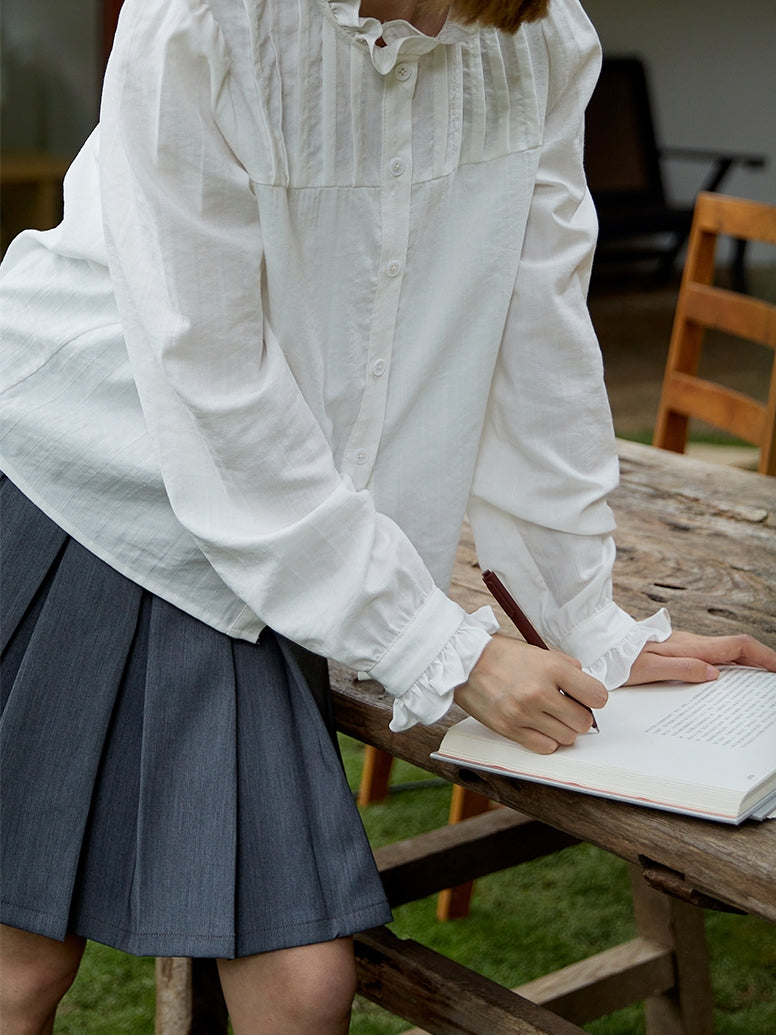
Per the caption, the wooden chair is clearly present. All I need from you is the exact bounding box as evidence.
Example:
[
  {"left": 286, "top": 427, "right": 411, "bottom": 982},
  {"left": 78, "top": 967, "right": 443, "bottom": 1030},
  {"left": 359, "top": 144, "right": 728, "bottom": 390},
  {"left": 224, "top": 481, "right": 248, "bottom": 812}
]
[
  {"left": 585, "top": 57, "right": 766, "bottom": 285},
  {"left": 653, "top": 192, "right": 776, "bottom": 476}
]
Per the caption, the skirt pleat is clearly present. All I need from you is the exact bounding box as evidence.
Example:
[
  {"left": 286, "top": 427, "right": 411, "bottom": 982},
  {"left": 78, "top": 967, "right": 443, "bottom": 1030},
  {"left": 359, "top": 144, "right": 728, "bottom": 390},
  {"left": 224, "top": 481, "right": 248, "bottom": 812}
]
[{"left": 0, "top": 476, "right": 391, "bottom": 957}]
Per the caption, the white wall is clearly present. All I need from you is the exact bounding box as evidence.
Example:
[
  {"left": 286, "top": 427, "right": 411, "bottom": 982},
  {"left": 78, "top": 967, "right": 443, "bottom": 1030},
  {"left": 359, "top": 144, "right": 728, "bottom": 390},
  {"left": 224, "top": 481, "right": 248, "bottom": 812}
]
[{"left": 583, "top": 0, "right": 776, "bottom": 266}]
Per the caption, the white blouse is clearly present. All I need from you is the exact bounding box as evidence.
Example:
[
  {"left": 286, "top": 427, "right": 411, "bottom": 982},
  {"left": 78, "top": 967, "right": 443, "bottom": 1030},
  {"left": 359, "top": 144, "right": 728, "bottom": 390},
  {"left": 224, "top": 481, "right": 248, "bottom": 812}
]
[{"left": 0, "top": 0, "right": 669, "bottom": 730}]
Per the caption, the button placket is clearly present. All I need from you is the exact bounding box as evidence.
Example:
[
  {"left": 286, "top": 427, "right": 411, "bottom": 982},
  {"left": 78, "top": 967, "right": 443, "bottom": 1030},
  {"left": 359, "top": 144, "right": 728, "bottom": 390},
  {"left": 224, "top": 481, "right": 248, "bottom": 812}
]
[{"left": 344, "top": 59, "right": 416, "bottom": 487}]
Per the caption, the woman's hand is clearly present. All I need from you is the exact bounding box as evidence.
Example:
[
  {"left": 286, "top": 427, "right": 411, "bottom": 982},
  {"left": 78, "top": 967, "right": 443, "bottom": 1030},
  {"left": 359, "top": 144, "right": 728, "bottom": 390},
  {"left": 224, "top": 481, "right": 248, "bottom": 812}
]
[
  {"left": 625, "top": 630, "right": 776, "bottom": 686},
  {"left": 454, "top": 635, "right": 608, "bottom": 755}
]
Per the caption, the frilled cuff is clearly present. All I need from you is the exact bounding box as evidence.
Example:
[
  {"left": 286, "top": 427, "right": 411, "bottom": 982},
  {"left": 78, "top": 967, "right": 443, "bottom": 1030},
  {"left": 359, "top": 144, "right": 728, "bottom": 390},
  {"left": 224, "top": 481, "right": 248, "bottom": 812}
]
[
  {"left": 388, "top": 606, "right": 499, "bottom": 732},
  {"left": 571, "top": 605, "right": 672, "bottom": 690}
]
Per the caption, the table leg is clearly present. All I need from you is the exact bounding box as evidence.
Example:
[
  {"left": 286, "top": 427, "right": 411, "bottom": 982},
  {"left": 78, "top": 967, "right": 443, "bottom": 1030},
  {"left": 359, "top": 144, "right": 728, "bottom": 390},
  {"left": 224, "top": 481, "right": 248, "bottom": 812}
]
[
  {"left": 357, "top": 745, "right": 395, "bottom": 805},
  {"left": 436, "top": 785, "right": 492, "bottom": 920},
  {"left": 629, "top": 864, "right": 714, "bottom": 1035},
  {"left": 155, "top": 958, "right": 192, "bottom": 1035},
  {"left": 155, "top": 958, "right": 228, "bottom": 1035}
]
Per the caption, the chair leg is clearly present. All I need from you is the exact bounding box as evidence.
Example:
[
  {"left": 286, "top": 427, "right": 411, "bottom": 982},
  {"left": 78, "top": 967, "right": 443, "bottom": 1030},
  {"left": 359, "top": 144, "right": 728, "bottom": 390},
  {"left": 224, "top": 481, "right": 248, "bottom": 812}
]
[{"left": 155, "top": 958, "right": 229, "bottom": 1035}]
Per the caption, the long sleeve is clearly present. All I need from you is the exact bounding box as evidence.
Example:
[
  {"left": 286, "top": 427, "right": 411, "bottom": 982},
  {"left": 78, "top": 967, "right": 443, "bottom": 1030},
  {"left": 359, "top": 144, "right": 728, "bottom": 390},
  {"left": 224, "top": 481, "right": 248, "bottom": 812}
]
[
  {"left": 468, "top": 2, "right": 670, "bottom": 689},
  {"left": 99, "top": 0, "right": 469, "bottom": 697},
  {"left": 2, "top": 0, "right": 658, "bottom": 725}
]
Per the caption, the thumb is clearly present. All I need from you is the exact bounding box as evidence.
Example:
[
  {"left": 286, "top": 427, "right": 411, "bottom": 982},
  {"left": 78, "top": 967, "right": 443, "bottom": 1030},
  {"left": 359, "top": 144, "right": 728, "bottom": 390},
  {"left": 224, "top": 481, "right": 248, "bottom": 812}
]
[{"left": 626, "top": 652, "right": 719, "bottom": 686}]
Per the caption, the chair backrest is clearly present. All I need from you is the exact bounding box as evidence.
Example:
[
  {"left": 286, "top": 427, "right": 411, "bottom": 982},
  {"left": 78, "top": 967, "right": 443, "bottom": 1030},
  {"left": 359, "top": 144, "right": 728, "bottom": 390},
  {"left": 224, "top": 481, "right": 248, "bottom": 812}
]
[
  {"left": 653, "top": 192, "right": 776, "bottom": 475},
  {"left": 584, "top": 56, "right": 666, "bottom": 209}
]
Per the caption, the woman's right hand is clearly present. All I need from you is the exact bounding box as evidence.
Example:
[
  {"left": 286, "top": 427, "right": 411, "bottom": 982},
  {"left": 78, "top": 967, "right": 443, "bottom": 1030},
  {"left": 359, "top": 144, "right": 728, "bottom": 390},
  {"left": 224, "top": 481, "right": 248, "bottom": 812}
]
[{"left": 453, "top": 635, "right": 608, "bottom": 754}]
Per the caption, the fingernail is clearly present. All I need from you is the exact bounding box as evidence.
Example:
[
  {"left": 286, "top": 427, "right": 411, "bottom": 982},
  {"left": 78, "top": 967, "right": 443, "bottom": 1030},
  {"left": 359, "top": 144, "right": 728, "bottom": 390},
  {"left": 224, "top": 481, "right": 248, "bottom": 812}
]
[{"left": 705, "top": 665, "right": 719, "bottom": 680}]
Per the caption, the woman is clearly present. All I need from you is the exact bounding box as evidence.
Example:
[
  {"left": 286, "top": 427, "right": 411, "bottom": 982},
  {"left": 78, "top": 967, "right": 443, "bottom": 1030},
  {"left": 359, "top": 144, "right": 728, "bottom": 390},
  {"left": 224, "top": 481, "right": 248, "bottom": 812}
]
[{"left": 2, "top": 1, "right": 774, "bottom": 1032}]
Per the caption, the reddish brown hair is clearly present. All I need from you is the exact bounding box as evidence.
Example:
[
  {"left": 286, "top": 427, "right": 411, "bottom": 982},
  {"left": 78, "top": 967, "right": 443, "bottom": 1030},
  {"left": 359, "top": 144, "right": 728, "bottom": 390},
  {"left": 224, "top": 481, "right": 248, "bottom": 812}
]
[{"left": 429, "top": 0, "right": 551, "bottom": 32}]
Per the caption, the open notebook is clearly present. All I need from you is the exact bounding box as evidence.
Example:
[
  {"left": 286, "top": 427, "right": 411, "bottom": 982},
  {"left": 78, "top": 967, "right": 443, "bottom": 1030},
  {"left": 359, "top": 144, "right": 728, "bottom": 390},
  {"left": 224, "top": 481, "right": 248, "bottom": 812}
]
[{"left": 432, "top": 666, "right": 776, "bottom": 825}]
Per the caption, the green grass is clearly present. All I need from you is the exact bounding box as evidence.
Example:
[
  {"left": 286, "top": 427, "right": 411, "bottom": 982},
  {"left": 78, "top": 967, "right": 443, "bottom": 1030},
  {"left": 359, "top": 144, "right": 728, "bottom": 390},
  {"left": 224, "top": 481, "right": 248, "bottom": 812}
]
[
  {"left": 620, "top": 428, "right": 757, "bottom": 447},
  {"left": 56, "top": 736, "right": 776, "bottom": 1033},
  {"left": 55, "top": 946, "right": 155, "bottom": 1033}
]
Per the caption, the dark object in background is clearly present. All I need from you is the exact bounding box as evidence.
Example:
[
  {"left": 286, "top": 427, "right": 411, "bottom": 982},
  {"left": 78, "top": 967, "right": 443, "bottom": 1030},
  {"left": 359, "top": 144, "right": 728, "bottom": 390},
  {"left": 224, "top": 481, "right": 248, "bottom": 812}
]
[{"left": 585, "top": 56, "right": 766, "bottom": 287}]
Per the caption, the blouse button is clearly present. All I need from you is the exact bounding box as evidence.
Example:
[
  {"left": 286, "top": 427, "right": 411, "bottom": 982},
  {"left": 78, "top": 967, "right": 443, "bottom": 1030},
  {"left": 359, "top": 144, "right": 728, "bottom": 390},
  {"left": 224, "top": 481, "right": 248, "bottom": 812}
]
[
  {"left": 372, "top": 359, "right": 386, "bottom": 377},
  {"left": 394, "top": 63, "right": 412, "bottom": 81},
  {"left": 389, "top": 156, "right": 406, "bottom": 177},
  {"left": 386, "top": 260, "right": 402, "bottom": 278},
  {"left": 354, "top": 449, "right": 369, "bottom": 465}
]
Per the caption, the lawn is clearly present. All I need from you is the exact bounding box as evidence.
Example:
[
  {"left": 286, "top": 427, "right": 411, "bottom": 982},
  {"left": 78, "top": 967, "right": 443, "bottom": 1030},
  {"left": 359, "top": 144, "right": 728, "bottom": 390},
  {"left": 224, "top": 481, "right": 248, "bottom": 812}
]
[{"left": 56, "top": 736, "right": 776, "bottom": 1034}]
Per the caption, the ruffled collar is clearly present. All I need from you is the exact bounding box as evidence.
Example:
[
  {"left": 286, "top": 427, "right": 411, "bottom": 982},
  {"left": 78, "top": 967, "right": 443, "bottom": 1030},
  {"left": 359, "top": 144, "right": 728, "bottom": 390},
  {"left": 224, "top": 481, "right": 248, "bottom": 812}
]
[{"left": 324, "top": 1, "right": 478, "bottom": 74}]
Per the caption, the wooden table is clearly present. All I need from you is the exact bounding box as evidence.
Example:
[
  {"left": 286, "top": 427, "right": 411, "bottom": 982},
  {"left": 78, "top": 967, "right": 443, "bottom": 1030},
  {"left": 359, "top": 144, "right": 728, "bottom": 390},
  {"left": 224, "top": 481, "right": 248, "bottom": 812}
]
[
  {"left": 156, "top": 441, "right": 775, "bottom": 1034},
  {"left": 332, "top": 440, "right": 776, "bottom": 1034}
]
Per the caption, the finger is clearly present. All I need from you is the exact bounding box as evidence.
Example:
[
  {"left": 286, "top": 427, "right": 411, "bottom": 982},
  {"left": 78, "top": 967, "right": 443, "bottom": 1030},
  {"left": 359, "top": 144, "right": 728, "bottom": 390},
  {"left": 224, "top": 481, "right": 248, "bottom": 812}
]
[
  {"left": 648, "top": 632, "right": 776, "bottom": 671},
  {"left": 551, "top": 649, "right": 583, "bottom": 671},
  {"left": 509, "top": 668, "right": 603, "bottom": 732},
  {"left": 741, "top": 639, "right": 776, "bottom": 670},
  {"left": 538, "top": 709, "right": 592, "bottom": 744},
  {"left": 539, "top": 690, "right": 599, "bottom": 735},
  {"left": 508, "top": 727, "right": 563, "bottom": 755},
  {"left": 470, "top": 681, "right": 589, "bottom": 745},
  {"left": 473, "top": 704, "right": 574, "bottom": 754},
  {"left": 555, "top": 665, "right": 608, "bottom": 712},
  {"left": 626, "top": 652, "right": 719, "bottom": 686}
]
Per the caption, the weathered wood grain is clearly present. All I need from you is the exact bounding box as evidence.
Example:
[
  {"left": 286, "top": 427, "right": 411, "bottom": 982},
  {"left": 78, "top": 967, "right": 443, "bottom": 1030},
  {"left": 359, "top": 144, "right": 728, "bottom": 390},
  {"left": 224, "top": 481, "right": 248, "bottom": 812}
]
[
  {"left": 373, "top": 808, "right": 578, "bottom": 907},
  {"left": 514, "top": 938, "right": 675, "bottom": 1025},
  {"left": 610, "top": 441, "right": 775, "bottom": 643},
  {"left": 354, "top": 926, "right": 586, "bottom": 1035},
  {"left": 331, "top": 666, "right": 776, "bottom": 924}
]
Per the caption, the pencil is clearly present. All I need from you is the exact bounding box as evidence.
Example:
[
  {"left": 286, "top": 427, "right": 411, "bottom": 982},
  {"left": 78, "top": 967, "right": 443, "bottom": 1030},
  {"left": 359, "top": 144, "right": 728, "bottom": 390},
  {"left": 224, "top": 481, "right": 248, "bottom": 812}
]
[{"left": 481, "top": 569, "right": 600, "bottom": 732}]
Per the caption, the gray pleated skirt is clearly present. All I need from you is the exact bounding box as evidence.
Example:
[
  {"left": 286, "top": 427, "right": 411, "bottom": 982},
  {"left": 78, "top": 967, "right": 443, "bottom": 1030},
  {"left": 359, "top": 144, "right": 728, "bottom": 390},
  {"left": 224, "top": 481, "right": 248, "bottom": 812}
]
[{"left": 0, "top": 475, "right": 391, "bottom": 958}]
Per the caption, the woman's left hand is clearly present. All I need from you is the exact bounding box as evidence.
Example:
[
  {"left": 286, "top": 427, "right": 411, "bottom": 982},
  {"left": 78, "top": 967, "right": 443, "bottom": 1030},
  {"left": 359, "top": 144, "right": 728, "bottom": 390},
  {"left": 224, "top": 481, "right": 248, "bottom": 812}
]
[{"left": 625, "top": 631, "right": 776, "bottom": 686}]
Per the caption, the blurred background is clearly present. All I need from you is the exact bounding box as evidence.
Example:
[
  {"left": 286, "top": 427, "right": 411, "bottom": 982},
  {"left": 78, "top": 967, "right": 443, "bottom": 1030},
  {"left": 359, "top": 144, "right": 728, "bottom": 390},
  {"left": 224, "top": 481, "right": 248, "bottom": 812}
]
[{"left": 2, "top": 0, "right": 774, "bottom": 241}]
